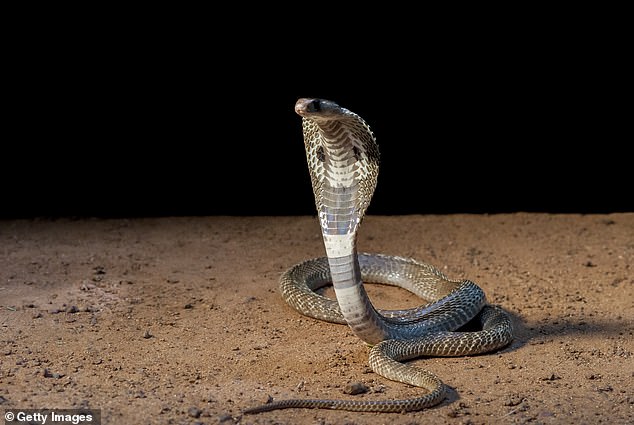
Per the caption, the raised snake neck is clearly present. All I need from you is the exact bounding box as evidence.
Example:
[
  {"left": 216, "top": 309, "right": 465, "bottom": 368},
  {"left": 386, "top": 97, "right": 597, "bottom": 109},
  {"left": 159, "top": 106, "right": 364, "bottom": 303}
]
[
  {"left": 297, "top": 98, "right": 485, "bottom": 345},
  {"left": 243, "top": 98, "right": 514, "bottom": 414}
]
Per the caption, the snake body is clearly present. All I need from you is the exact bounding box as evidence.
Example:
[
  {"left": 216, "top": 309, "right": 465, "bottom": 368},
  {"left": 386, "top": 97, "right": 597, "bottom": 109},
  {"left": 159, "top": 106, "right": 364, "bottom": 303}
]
[{"left": 244, "top": 99, "right": 513, "bottom": 413}]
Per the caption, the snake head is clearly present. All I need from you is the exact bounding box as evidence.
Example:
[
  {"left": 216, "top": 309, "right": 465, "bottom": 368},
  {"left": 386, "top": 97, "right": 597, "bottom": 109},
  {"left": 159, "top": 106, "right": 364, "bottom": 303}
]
[{"left": 295, "top": 98, "right": 347, "bottom": 120}]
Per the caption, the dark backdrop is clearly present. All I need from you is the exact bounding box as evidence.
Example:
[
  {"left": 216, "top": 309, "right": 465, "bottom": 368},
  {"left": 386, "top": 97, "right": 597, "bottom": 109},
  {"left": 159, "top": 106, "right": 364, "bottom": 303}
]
[{"left": 3, "top": 30, "right": 630, "bottom": 218}]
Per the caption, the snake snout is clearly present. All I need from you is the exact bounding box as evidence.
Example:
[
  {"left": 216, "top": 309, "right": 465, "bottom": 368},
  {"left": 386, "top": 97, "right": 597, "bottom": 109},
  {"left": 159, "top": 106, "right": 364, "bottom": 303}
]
[
  {"left": 295, "top": 98, "right": 341, "bottom": 117},
  {"left": 295, "top": 98, "right": 321, "bottom": 116}
]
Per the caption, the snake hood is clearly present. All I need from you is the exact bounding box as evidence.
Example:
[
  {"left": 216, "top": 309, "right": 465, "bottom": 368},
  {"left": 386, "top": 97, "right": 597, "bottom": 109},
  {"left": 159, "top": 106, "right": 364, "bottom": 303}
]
[{"left": 295, "top": 98, "right": 380, "bottom": 236}]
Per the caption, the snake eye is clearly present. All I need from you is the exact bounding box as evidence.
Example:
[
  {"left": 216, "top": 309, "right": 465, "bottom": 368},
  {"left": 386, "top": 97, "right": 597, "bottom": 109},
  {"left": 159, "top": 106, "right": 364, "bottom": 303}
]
[{"left": 306, "top": 99, "right": 321, "bottom": 113}]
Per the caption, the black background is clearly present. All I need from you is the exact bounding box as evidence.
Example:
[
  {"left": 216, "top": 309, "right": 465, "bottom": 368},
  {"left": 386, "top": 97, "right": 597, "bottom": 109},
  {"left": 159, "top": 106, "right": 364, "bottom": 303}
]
[{"left": 3, "top": 20, "right": 630, "bottom": 218}]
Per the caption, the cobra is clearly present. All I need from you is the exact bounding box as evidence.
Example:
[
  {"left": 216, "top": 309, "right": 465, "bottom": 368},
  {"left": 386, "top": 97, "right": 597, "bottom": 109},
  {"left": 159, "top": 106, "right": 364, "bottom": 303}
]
[{"left": 244, "top": 98, "right": 514, "bottom": 413}]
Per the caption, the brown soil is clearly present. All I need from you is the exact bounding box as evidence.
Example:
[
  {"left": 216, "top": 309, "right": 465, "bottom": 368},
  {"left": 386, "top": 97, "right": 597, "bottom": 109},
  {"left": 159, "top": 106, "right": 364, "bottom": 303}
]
[{"left": 1, "top": 214, "right": 632, "bottom": 424}]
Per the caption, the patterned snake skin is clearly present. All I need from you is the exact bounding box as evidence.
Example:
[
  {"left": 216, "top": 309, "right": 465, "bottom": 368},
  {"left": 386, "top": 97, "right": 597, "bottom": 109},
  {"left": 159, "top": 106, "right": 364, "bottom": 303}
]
[{"left": 244, "top": 99, "right": 513, "bottom": 413}]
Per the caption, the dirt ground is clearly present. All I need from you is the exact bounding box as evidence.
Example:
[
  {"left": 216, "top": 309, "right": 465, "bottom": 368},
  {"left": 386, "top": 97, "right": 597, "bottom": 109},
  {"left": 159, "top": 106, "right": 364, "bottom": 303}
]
[{"left": 1, "top": 214, "right": 632, "bottom": 425}]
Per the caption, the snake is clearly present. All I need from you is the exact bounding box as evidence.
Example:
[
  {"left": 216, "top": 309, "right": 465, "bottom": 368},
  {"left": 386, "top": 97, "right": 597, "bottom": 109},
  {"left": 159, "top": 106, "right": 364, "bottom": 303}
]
[{"left": 243, "top": 98, "right": 513, "bottom": 413}]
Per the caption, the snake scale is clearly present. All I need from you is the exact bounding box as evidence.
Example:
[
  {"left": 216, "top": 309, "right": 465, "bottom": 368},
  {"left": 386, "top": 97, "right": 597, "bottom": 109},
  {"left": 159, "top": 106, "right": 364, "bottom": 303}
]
[{"left": 244, "top": 98, "right": 513, "bottom": 413}]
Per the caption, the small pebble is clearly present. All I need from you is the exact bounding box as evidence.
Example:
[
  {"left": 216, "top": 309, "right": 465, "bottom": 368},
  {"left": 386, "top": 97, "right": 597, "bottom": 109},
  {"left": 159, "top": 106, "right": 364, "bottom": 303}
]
[
  {"left": 43, "top": 369, "right": 64, "bottom": 379},
  {"left": 343, "top": 382, "right": 368, "bottom": 395},
  {"left": 218, "top": 413, "right": 233, "bottom": 422},
  {"left": 503, "top": 394, "right": 524, "bottom": 406},
  {"left": 187, "top": 407, "right": 202, "bottom": 418}
]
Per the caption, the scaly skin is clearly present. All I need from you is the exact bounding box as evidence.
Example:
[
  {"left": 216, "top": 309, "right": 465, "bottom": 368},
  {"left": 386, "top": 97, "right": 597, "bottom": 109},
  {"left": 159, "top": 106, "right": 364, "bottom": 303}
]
[{"left": 243, "top": 99, "right": 514, "bottom": 414}]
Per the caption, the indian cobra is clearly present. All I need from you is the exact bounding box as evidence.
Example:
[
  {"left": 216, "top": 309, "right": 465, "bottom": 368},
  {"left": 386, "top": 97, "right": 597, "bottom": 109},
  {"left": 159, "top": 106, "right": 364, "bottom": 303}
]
[{"left": 244, "top": 98, "right": 514, "bottom": 413}]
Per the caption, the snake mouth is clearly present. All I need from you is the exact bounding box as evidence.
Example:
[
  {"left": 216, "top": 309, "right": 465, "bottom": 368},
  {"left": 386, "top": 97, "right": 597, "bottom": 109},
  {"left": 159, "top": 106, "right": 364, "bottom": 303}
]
[{"left": 295, "top": 98, "right": 344, "bottom": 118}]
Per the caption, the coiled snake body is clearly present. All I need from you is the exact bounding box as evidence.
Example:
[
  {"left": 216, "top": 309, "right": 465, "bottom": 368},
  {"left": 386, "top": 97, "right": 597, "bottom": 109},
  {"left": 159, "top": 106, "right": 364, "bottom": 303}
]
[{"left": 244, "top": 99, "right": 513, "bottom": 413}]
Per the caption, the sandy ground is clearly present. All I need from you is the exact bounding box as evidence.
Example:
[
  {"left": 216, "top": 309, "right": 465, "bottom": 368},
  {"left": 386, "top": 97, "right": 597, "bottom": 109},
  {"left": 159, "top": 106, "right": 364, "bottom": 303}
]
[{"left": 0, "top": 214, "right": 632, "bottom": 425}]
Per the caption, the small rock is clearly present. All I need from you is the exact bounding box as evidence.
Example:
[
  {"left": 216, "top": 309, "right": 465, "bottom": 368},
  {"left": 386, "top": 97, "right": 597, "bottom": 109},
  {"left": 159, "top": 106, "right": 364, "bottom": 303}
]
[
  {"left": 540, "top": 374, "right": 561, "bottom": 381},
  {"left": 343, "top": 382, "right": 368, "bottom": 395},
  {"left": 372, "top": 384, "right": 386, "bottom": 394},
  {"left": 0, "top": 395, "right": 8, "bottom": 404},
  {"left": 143, "top": 330, "right": 153, "bottom": 339},
  {"left": 66, "top": 305, "right": 79, "bottom": 313},
  {"left": 43, "top": 369, "right": 64, "bottom": 379},
  {"left": 583, "top": 261, "right": 596, "bottom": 267},
  {"left": 80, "top": 282, "right": 95, "bottom": 291},
  {"left": 184, "top": 303, "right": 193, "bottom": 309},
  {"left": 218, "top": 413, "right": 233, "bottom": 422},
  {"left": 187, "top": 407, "right": 202, "bottom": 418},
  {"left": 504, "top": 394, "right": 524, "bottom": 406}
]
